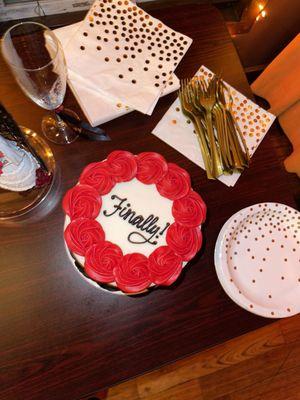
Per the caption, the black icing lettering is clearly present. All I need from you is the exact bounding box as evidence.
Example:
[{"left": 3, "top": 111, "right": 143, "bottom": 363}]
[
  {"left": 130, "top": 215, "right": 144, "bottom": 226},
  {"left": 160, "top": 222, "right": 170, "bottom": 235},
  {"left": 128, "top": 232, "right": 158, "bottom": 245},
  {"left": 103, "top": 194, "right": 171, "bottom": 246},
  {"left": 120, "top": 208, "right": 136, "bottom": 221},
  {"left": 103, "top": 195, "right": 127, "bottom": 217},
  {"left": 139, "top": 214, "right": 155, "bottom": 230},
  {"left": 146, "top": 217, "right": 160, "bottom": 235}
]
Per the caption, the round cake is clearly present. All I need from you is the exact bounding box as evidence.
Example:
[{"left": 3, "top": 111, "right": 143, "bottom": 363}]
[{"left": 63, "top": 150, "right": 206, "bottom": 294}]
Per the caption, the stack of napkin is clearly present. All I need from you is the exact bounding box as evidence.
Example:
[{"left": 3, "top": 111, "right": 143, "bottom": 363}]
[{"left": 55, "top": 0, "right": 192, "bottom": 126}]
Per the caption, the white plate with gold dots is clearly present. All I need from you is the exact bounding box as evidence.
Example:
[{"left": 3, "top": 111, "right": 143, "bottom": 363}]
[{"left": 214, "top": 203, "right": 300, "bottom": 318}]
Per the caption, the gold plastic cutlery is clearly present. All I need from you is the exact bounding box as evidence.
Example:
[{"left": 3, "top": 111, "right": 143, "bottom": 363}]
[{"left": 179, "top": 76, "right": 250, "bottom": 179}]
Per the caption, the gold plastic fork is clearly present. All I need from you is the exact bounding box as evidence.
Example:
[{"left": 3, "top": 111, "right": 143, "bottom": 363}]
[
  {"left": 179, "top": 79, "right": 213, "bottom": 178},
  {"left": 215, "top": 79, "right": 249, "bottom": 170},
  {"left": 197, "top": 77, "right": 223, "bottom": 178},
  {"left": 221, "top": 80, "right": 250, "bottom": 165},
  {"left": 214, "top": 77, "right": 241, "bottom": 171},
  {"left": 179, "top": 75, "right": 250, "bottom": 179}
]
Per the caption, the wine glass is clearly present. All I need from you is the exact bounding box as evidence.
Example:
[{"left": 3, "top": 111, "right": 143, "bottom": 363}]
[{"left": 1, "top": 22, "right": 78, "bottom": 145}]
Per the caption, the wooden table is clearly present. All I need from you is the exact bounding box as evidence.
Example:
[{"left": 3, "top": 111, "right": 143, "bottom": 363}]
[{"left": 0, "top": 3, "right": 298, "bottom": 400}]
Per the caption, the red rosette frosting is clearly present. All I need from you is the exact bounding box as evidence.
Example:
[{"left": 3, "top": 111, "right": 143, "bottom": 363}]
[
  {"left": 148, "top": 246, "right": 183, "bottom": 286},
  {"left": 64, "top": 218, "right": 105, "bottom": 256},
  {"left": 166, "top": 223, "right": 202, "bottom": 261},
  {"left": 79, "top": 161, "right": 116, "bottom": 195},
  {"left": 156, "top": 163, "right": 191, "bottom": 200},
  {"left": 107, "top": 150, "right": 137, "bottom": 182},
  {"left": 136, "top": 152, "right": 168, "bottom": 184},
  {"left": 84, "top": 241, "right": 123, "bottom": 283},
  {"left": 114, "top": 253, "right": 151, "bottom": 293},
  {"left": 172, "top": 191, "right": 207, "bottom": 228},
  {"left": 62, "top": 184, "right": 102, "bottom": 220}
]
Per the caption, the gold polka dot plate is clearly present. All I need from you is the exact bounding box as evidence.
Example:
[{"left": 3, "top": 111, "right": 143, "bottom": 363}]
[{"left": 214, "top": 203, "right": 300, "bottom": 318}]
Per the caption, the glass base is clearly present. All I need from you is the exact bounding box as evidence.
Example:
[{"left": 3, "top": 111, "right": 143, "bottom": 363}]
[{"left": 41, "top": 109, "right": 79, "bottom": 145}]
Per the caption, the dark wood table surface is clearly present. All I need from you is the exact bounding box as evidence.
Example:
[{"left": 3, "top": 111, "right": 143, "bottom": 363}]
[{"left": 0, "top": 3, "right": 299, "bottom": 400}]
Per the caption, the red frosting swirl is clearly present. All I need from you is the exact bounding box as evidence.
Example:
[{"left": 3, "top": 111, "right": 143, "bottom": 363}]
[
  {"left": 136, "top": 152, "right": 168, "bottom": 184},
  {"left": 85, "top": 241, "right": 123, "bottom": 283},
  {"left": 172, "top": 191, "right": 207, "bottom": 228},
  {"left": 107, "top": 150, "right": 137, "bottom": 182},
  {"left": 79, "top": 161, "right": 116, "bottom": 195},
  {"left": 64, "top": 218, "right": 105, "bottom": 256},
  {"left": 62, "top": 184, "right": 102, "bottom": 220},
  {"left": 166, "top": 223, "right": 202, "bottom": 261},
  {"left": 114, "top": 253, "right": 151, "bottom": 293},
  {"left": 156, "top": 163, "right": 191, "bottom": 200},
  {"left": 148, "top": 246, "right": 183, "bottom": 285}
]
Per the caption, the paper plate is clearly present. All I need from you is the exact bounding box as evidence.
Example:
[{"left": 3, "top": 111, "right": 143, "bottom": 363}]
[{"left": 214, "top": 203, "right": 300, "bottom": 318}]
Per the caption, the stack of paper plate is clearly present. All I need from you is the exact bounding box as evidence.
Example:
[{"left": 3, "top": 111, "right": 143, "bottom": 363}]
[{"left": 215, "top": 203, "right": 300, "bottom": 318}]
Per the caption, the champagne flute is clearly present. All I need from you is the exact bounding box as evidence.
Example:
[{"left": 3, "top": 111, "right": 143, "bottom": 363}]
[{"left": 1, "top": 22, "right": 79, "bottom": 145}]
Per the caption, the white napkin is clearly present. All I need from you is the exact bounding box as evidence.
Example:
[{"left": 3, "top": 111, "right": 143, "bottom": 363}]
[
  {"left": 152, "top": 66, "right": 276, "bottom": 187},
  {"left": 0, "top": 137, "right": 39, "bottom": 191},
  {"left": 55, "top": 22, "right": 180, "bottom": 126},
  {"left": 62, "top": 0, "right": 192, "bottom": 114}
]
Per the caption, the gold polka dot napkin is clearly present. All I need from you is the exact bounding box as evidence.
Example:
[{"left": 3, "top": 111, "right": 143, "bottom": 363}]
[
  {"left": 55, "top": 22, "right": 180, "bottom": 126},
  {"left": 63, "top": 0, "right": 192, "bottom": 114},
  {"left": 152, "top": 65, "right": 276, "bottom": 187}
]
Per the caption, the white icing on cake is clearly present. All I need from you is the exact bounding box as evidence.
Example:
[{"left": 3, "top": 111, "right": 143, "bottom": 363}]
[
  {"left": 0, "top": 136, "right": 39, "bottom": 191},
  {"left": 64, "top": 178, "right": 175, "bottom": 291},
  {"left": 97, "top": 178, "right": 174, "bottom": 256}
]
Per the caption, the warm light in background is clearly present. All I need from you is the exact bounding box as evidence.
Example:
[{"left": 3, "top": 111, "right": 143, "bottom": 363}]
[
  {"left": 226, "top": 0, "right": 270, "bottom": 36},
  {"left": 256, "top": 3, "right": 267, "bottom": 21}
]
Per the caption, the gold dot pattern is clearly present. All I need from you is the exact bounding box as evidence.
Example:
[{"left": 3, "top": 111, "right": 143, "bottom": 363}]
[
  {"left": 196, "top": 66, "right": 275, "bottom": 159},
  {"left": 222, "top": 203, "right": 300, "bottom": 318},
  {"left": 67, "top": 0, "right": 191, "bottom": 112}
]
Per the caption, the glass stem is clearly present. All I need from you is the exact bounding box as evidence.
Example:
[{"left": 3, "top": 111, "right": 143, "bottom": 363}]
[{"left": 54, "top": 111, "right": 67, "bottom": 132}]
